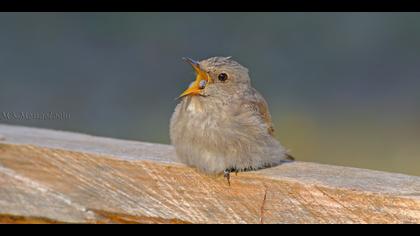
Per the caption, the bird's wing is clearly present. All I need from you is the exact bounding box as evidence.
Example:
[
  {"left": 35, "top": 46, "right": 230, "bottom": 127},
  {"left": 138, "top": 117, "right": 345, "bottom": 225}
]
[
  {"left": 240, "top": 88, "right": 296, "bottom": 160},
  {"left": 242, "top": 88, "right": 275, "bottom": 136}
]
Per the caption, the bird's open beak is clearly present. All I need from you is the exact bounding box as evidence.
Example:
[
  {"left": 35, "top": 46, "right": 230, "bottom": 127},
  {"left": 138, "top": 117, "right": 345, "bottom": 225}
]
[{"left": 179, "top": 57, "right": 212, "bottom": 98}]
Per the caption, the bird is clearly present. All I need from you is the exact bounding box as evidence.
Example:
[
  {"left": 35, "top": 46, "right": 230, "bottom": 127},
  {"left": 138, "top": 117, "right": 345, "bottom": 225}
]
[{"left": 170, "top": 56, "right": 294, "bottom": 185}]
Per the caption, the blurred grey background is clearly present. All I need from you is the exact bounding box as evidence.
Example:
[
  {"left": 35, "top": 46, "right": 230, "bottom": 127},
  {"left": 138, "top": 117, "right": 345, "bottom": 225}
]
[{"left": 0, "top": 12, "right": 419, "bottom": 176}]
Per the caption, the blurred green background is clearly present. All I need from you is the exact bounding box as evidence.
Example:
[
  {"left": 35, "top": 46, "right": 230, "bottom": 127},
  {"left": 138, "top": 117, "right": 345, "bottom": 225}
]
[{"left": 1, "top": 13, "right": 419, "bottom": 176}]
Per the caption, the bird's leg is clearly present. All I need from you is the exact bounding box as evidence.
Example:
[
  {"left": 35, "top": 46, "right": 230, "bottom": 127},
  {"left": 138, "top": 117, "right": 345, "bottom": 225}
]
[{"left": 223, "top": 169, "right": 231, "bottom": 186}]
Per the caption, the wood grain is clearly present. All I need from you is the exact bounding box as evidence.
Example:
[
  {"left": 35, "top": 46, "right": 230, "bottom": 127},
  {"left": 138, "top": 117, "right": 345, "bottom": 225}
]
[{"left": 0, "top": 124, "right": 419, "bottom": 224}]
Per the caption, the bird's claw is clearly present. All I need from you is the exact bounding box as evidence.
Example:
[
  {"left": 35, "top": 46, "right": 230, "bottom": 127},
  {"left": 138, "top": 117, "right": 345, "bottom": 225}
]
[{"left": 224, "top": 169, "right": 231, "bottom": 186}]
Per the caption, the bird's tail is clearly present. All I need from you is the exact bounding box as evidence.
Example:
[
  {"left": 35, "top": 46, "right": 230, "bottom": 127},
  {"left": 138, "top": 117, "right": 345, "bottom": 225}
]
[{"left": 282, "top": 153, "right": 295, "bottom": 162}]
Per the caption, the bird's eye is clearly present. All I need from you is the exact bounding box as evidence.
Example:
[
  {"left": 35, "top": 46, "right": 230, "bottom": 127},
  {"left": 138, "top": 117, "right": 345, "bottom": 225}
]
[{"left": 218, "top": 73, "right": 228, "bottom": 82}]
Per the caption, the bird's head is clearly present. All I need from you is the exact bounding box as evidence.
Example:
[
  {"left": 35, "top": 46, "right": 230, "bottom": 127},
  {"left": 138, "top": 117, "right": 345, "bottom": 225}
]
[{"left": 178, "top": 56, "right": 251, "bottom": 99}]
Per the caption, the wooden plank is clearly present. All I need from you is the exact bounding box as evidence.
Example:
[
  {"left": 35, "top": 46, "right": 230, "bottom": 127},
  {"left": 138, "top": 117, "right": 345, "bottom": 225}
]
[{"left": 0, "top": 124, "right": 419, "bottom": 224}]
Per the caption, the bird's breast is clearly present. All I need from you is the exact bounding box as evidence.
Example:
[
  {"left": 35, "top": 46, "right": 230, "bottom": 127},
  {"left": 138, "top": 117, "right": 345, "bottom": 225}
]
[{"left": 178, "top": 96, "right": 228, "bottom": 131}]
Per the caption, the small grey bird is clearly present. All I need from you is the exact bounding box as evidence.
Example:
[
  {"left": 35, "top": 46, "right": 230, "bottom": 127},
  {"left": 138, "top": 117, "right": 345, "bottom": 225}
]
[{"left": 170, "top": 57, "right": 293, "bottom": 184}]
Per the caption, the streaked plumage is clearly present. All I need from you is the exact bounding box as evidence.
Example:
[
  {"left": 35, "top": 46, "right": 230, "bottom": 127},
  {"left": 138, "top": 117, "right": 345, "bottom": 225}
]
[{"left": 170, "top": 56, "right": 293, "bottom": 176}]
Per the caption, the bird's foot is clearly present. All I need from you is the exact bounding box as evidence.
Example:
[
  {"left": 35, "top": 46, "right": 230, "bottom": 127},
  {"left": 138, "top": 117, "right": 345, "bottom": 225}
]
[
  {"left": 223, "top": 169, "right": 231, "bottom": 186},
  {"left": 223, "top": 168, "right": 239, "bottom": 186}
]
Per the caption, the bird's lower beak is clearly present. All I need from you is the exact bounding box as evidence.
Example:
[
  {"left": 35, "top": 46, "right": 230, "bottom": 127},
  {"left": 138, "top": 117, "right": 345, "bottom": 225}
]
[{"left": 179, "top": 57, "right": 212, "bottom": 98}]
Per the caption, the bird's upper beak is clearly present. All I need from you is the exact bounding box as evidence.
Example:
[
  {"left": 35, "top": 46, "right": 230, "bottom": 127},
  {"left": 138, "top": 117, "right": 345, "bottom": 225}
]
[{"left": 179, "top": 57, "right": 212, "bottom": 98}]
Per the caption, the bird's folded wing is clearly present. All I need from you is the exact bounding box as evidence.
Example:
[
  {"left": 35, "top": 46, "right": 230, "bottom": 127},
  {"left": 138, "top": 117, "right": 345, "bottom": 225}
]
[{"left": 241, "top": 88, "right": 275, "bottom": 136}]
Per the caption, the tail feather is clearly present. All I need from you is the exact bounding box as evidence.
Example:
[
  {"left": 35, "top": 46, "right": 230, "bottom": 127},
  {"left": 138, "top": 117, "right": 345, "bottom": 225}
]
[{"left": 284, "top": 153, "right": 295, "bottom": 161}]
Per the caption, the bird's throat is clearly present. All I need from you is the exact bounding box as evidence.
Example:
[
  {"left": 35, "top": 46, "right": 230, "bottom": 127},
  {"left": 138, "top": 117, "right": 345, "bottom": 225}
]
[{"left": 185, "top": 96, "right": 205, "bottom": 114}]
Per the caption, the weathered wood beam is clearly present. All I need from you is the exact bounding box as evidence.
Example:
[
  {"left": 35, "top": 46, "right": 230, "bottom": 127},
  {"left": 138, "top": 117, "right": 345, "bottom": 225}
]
[{"left": 0, "top": 124, "right": 419, "bottom": 224}]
